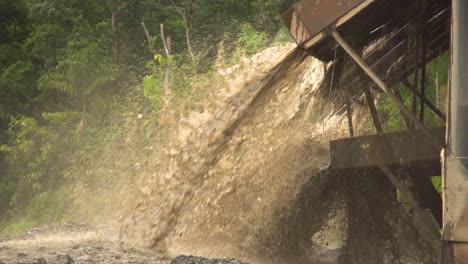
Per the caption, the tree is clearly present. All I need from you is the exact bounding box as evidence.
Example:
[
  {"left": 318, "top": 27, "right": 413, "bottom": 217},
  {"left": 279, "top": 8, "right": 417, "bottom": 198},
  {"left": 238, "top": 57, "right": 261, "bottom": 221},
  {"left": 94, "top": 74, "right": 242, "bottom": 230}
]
[
  {"left": 105, "top": 0, "right": 131, "bottom": 63},
  {"left": 142, "top": 22, "right": 172, "bottom": 104},
  {"left": 38, "top": 29, "right": 112, "bottom": 133},
  {"left": 170, "top": 0, "right": 195, "bottom": 64}
]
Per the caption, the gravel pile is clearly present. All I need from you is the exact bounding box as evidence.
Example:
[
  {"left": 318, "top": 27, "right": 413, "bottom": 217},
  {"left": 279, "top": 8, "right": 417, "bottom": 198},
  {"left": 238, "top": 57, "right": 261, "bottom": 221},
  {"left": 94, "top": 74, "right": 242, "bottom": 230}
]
[{"left": 171, "top": 256, "right": 248, "bottom": 264}]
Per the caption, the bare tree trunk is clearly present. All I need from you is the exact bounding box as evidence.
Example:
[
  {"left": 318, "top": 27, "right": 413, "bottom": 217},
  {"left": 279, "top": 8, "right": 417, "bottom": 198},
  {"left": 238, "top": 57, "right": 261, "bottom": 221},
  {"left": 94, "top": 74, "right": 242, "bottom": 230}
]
[
  {"left": 141, "top": 22, "right": 172, "bottom": 104},
  {"left": 111, "top": 9, "right": 119, "bottom": 63},
  {"left": 160, "top": 24, "right": 172, "bottom": 102},
  {"left": 141, "top": 22, "right": 156, "bottom": 54},
  {"left": 184, "top": 0, "right": 195, "bottom": 64},
  {"left": 78, "top": 98, "right": 87, "bottom": 135},
  {"left": 184, "top": 21, "right": 195, "bottom": 64},
  {"left": 170, "top": 0, "right": 195, "bottom": 65}
]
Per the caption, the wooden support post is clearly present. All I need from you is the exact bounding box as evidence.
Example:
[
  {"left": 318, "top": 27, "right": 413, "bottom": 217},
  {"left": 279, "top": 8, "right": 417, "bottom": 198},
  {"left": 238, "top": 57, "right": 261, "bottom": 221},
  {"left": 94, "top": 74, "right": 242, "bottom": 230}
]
[
  {"left": 326, "top": 28, "right": 443, "bottom": 148},
  {"left": 401, "top": 79, "right": 446, "bottom": 122},
  {"left": 420, "top": 33, "right": 427, "bottom": 123},
  {"left": 412, "top": 34, "right": 420, "bottom": 123},
  {"left": 364, "top": 86, "right": 384, "bottom": 134},
  {"left": 345, "top": 91, "right": 355, "bottom": 137}
]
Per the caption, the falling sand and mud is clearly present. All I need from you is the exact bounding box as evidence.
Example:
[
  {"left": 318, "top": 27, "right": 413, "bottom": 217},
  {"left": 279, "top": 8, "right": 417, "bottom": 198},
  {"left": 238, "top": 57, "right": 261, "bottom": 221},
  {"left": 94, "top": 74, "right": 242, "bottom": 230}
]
[{"left": 0, "top": 43, "right": 440, "bottom": 264}]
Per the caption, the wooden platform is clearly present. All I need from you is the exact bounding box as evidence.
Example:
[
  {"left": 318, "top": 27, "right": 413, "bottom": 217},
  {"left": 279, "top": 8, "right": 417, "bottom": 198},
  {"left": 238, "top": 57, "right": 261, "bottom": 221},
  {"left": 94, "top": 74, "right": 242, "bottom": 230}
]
[{"left": 329, "top": 128, "right": 445, "bottom": 172}]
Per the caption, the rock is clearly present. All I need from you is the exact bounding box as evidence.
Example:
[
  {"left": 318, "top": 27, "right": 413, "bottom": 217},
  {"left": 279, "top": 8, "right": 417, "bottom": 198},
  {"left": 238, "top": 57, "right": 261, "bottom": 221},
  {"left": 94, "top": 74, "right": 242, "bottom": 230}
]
[
  {"left": 57, "top": 254, "right": 75, "bottom": 264},
  {"left": 17, "top": 252, "right": 27, "bottom": 258},
  {"left": 77, "top": 255, "right": 94, "bottom": 263},
  {"left": 171, "top": 256, "right": 248, "bottom": 264},
  {"left": 32, "top": 258, "right": 47, "bottom": 264}
]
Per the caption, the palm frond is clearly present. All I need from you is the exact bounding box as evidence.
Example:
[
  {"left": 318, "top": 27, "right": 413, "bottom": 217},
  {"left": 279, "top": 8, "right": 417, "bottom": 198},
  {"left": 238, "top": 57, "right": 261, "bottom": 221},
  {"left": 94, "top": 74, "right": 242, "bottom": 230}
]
[{"left": 39, "top": 71, "right": 77, "bottom": 97}]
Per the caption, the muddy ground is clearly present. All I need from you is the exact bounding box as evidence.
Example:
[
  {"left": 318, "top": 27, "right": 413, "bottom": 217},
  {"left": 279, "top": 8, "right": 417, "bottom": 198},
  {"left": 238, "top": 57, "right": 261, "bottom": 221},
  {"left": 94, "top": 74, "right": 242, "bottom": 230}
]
[{"left": 0, "top": 224, "right": 248, "bottom": 264}]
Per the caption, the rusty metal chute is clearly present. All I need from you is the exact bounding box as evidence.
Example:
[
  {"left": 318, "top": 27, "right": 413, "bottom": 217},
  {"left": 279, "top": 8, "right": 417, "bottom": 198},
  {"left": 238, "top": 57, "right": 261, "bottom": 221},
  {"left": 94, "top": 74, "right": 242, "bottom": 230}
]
[{"left": 283, "top": 0, "right": 450, "bottom": 61}]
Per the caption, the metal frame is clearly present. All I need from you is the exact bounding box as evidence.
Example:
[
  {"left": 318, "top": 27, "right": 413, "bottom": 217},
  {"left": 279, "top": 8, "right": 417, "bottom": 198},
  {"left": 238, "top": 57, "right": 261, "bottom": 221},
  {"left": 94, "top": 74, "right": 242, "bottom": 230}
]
[
  {"left": 326, "top": 28, "right": 443, "bottom": 148},
  {"left": 327, "top": 26, "right": 443, "bottom": 241},
  {"left": 284, "top": 1, "right": 467, "bottom": 262}
]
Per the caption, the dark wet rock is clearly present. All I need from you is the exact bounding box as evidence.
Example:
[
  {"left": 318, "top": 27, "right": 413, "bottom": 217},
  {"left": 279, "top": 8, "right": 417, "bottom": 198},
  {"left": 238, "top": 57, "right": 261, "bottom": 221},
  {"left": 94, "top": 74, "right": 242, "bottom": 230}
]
[
  {"left": 171, "top": 256, "right": 248, "bottom": 264},
  {"left": 31, "top": 259, "right": 47, "bottom": 264},
  {"left": 57, "top": 254, "right": 75, "bottom": 264}
]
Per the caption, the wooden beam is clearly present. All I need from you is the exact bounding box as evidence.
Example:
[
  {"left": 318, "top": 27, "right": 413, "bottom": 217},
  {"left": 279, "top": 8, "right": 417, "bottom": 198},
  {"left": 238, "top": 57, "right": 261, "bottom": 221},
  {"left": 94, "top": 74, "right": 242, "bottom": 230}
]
[
  {"left": 420, "top": 33, "right": 428, "bottom": 123},
  {"left": 364, "top": 86, "right": 384, "bottom": 134},
  {"left": 412, "top": 34, "right": 420, "bottom": 125},
  {"left": 330, "top": 128, "right": 445, "bottom": 170}
]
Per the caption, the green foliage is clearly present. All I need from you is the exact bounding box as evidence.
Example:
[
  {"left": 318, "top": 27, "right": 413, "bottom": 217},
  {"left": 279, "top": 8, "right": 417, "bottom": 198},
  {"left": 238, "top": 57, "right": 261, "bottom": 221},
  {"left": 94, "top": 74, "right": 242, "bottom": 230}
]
[
  {"left": 378, "top": 91, "right": 406, "bottom": 132},
  {"left": 0, "top": 61, "right": 34, "bottom": 120},
  {"left": 272, "top": 25, "right": 293, "bottom": 44},
  {"left": 431, "top": 176, "right": 442, "bottom": 194},
  {"left": 0, "top": 113, "right": 79, "bottom": 209},
  {"left": 39, "top": 25, "right": 112, "bottom": 99},
  {"left": 228, "top": 23, "right": 269, "bottom": 65},
  {"left": 1, "top": 187, "right": 70, "bottom": 235},
  {"left": 239, "top": 23, "right": 267, "bottom": 55},
  {"left": 143, "top": 75, "right": 162, "bottom": 110},
  {"left": 0, "top": 0, "right": 297, "bottom": 227}
]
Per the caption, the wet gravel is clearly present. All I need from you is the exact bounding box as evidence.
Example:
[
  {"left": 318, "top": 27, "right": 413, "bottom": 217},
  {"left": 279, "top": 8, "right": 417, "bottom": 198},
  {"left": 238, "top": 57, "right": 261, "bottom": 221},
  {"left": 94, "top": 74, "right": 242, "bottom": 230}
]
[
  {"left": 0, "top": 243, "right": 169, "bottom": 264},
  {"left": 0, "top": 225, "right": 249, "bottom": 264},
  {"left": 0, "top": 245, "right": 249, "bottom": 264},
  {"left": 171, "top": 256, "right": 248, "bottom": 264}
]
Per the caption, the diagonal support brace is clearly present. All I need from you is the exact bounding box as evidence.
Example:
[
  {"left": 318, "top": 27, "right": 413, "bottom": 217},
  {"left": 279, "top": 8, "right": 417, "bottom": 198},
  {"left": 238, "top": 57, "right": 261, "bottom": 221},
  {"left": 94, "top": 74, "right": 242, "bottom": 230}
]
[{"left": 401, "top": 78, "right": 447, "bottom": 122}]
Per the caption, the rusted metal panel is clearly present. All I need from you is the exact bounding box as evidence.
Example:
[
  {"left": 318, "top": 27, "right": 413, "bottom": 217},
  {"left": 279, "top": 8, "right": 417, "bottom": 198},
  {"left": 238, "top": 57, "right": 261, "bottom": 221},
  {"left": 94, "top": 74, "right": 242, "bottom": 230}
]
[
  {"left": 283, "top": 0, "right": 450, "bottom": 61},
  {"left": 282, "top": 0, "right": 370, "bottom": 47},
  {"left": 282, "top": 7, "right": 313, "bottom": 46}
]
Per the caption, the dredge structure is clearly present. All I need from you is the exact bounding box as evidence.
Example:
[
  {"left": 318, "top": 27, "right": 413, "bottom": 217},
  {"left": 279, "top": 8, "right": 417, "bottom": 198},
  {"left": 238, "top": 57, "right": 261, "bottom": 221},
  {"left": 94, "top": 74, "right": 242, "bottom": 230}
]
[{"left": 283, "top": 0, "right": 467, "bottom": 262}]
